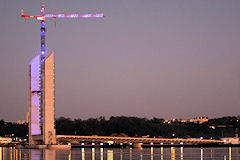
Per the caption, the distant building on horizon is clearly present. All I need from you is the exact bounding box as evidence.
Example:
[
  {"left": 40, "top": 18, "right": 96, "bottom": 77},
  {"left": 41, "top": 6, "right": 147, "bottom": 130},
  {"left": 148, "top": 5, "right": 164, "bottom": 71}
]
[
  {"left": 15, "top": 120, "right": 27, "bottom": 124},
  {"left": 0, "top": 137, "right": 12, "bottom": 144},
  {"left": 163, "top": 117, "right": 208, "bottom": 124},
  {"left": 189, "top": 117, "right": 208, "bottom": 124}
]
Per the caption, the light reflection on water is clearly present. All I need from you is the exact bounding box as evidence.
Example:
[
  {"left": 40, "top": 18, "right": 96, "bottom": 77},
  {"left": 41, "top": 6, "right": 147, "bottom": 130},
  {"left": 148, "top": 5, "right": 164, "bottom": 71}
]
[
  {"left": 180, "top": 147, "right": 183, "bottom": 160},
  {"left": 171, "top": 147, "right": 175, "bottom": 160},
  {"left": 100, "top": 148, "right": 103, "bottom": 160},
  {"left": 81, "top": 148, "right": 84, "bottom": 160},
  {"left": 107, "top": 150, "right": 113, "bottom": 160},
  {"left": 129, "top": 147, "right": 132, "bottom": 160},
  {"left": 92, "top": 148, "right": 95, "bottom": 160},
  {"left": 0, "top": 146, "right": 239, "bottom": 160},
  {"left": 229, "top": 147, "right": 231, "bottom": 160}
]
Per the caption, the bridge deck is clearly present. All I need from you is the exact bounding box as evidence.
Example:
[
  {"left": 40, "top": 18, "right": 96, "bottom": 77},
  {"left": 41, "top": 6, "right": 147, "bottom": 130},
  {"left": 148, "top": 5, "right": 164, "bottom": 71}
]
[{"left": 56, "top": 135, "right": 224, "bottom": 144}]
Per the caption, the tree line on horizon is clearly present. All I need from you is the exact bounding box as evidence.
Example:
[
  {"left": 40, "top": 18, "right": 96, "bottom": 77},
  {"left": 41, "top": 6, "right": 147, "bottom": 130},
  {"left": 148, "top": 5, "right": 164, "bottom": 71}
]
[
  {"left": 0, "top": 116, "right": 239, "bottom": 139},
  {"left": 56, "top": 116, "right": 240, "bottom": 139}
]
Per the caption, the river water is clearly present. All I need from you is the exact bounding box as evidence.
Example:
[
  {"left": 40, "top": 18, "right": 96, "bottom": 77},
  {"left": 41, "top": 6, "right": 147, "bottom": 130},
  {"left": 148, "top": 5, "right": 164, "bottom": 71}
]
[{"left": 0, "top": 147, "right": 239, "bottom": 160}]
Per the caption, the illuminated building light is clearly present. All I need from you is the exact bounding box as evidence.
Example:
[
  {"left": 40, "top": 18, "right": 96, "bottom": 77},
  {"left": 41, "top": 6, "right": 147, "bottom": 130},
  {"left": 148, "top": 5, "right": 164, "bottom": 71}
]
[
  {"left": 58, "top": 14, "right": 64, "bottom": 18},
  {"left": 100, "top": 143, "right": 103, "bottom": 145},
  {"left": 83, "top": 14, "right": 90, "bottom": 18},
  {"left": 150, "top": 143, "right": 153, "bottom": 145},
  {"left": 92, "top": 143, "right": 95, "bottom": 145},
  {"left": 45, "top": 14, "right": 52, "bottom": 18},
  {"left": 180, "top": 142, "right": 183, "bottom": 145},
  {"left": 41, "top": 22, "right": 45, "bottom": 28},
  {"left": 71, "top": 14, "right": 78, "bottom": 18},
  {"left": 95, "top": 13, "right": 104, "bottom": 18},
  {"left": 171, "top": 143, "right": 174, "bottom": 145},
  {"left": 81, "top": 143, "right": 85, "bottom": 146},
  {"left": 160, "top": 143, "right": 163, "bottom": 145},
  {"left": 44, "top": 13, "right": 104, "bottom": 19},
  {"left": 37, "top": 17, "right": 43, "bottom": 21}
]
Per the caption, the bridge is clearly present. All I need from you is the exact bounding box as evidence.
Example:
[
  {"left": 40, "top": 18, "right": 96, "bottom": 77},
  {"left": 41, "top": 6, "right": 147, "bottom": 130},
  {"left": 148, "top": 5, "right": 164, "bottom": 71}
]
[{"left": 56, "top": 135, "right": 224, "bottom": 145}]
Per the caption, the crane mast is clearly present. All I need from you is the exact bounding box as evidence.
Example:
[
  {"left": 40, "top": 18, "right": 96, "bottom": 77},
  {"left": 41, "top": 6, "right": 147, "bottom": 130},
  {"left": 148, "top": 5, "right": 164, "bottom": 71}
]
[{"left": 40, "top": 6, "right": 45, "bottom": 123}]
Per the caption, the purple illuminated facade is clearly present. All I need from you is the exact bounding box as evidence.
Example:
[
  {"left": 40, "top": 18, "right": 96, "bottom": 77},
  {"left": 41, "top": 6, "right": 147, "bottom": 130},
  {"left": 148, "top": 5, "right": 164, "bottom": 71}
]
[{"left": 29, "top": 55, "right": 41, "bottom": 136}]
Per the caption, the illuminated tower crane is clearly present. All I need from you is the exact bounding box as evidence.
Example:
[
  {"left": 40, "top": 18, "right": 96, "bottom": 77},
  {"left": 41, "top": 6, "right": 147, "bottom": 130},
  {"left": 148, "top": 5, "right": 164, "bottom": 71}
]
[
  {"left": 21, "top": 5, "right": 104, "bottom": 145},
  {"left": 21, "top": 4, "right": 104, "bottom": 113},
  {"left": 21, "top": 5, "right": 104, "bottom": 62}
]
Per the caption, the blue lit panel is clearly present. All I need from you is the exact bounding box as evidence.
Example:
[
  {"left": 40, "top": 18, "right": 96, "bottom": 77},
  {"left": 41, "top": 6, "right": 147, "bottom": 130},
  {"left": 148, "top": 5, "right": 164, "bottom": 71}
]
[
  {"left": 30, "top": 54, "right": 41, "bottom": 135},
  {"left": 30, "top": 55, "right": 41, "bottom": 91},
  {"left": 31, "top": 93, "right": 41, "bottom": 135}
]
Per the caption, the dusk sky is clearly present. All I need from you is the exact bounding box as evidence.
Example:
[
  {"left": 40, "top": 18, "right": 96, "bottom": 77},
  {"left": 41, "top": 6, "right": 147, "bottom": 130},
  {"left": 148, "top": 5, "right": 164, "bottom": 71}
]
[{"left": 0, "top": 0, "right": 240, "bottom": 122}]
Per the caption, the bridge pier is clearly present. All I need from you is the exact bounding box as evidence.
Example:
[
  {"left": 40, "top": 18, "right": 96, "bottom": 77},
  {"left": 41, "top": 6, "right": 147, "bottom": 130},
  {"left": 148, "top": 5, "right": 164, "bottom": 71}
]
[{"left": 133, "top": 143, "right": 141, "bottom": 148}]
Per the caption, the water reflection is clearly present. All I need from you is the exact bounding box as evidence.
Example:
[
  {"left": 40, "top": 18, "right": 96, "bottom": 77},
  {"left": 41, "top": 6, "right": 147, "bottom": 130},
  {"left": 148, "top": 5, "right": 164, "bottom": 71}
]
[
  {"left": 68, "top": 150, "right": 71, "bottom": 160},
  {"left": 107, "top": 150, "right": 113, "bottom": 160},
  {"left": 140, "top": 148, "right": 143, "bottom": 160},
  {"left": 210, "top": 148, "right": 213, "bottom": 158},
  {"left": 44, "top": 149, "right": 55, "bottom": 160},
  {"left": 2, "top": 148, "right": 4, "bottom": 160},
  {"left": 129, "top": 147, "right": 132, "bottom": 160},
  {"left": 1, "top": 146, "right": 240, "bottom": 160},
  {"left": 161, "top": 147, "right": 163, "bottom": 160},
  {"left": 120, "top": 149, "right": 123, "bottom": 160},
  {"left": 30, "top": 150, "right": 43, "bottom": 160},
  {"left": 1, "top": 147, "right": 28, "bottom": 160},
  {"left": 151, "top": 147, "right": 153, "bottom": 160},
  {"left": 180, "top": 147, "right": 183, "bottom": 160},
  {"left": 92, "top": 148, "right": 95, "bottom": 160},
  {"left": 81, "top": 148, "right": 85, "bottom": 160},
  {"left": 10, "top": 147, "right": 12, "bottom": 160},
  {"left": 229, "top": 147, "right": 232, "bottom": 160},
  {"left": 171, "top": 147, "right": 175, "bottom": 160},
  {"left": 100, "top": 148, "right": 103, "bottom": 160}
]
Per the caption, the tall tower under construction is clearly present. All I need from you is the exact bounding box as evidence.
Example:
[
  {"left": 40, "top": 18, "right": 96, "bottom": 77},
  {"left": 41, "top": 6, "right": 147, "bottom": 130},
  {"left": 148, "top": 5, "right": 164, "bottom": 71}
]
[
  {"left": 21, "top": 4, "right": 104, "bottom": 146},
  {"left": 29, "top": 53, "right": 56, "bottom": 145}
]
